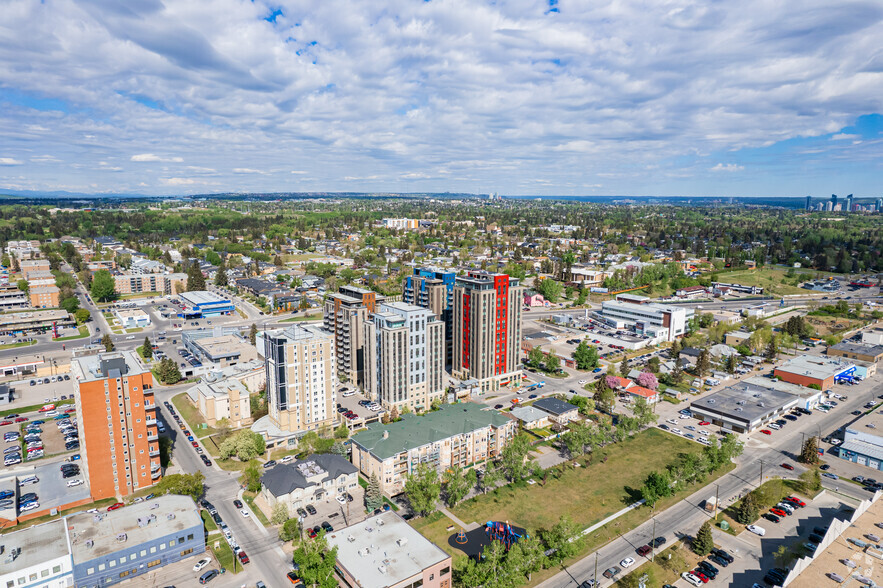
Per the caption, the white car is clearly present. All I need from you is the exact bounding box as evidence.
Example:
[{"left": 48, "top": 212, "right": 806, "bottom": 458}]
[
  {"left": 125, "top": 335, "right": 135, "bottom": 340},
  {"left": 679, "top": 414, "right": 689, "bottom": 419},
  {"left": 698, "top": 430, "right": 709, "bottom": 436},
  {"left": 666, "top": 419, "right": 677, "bottom": 425},
  {"left": 67, "top": 479, "right": 84, "bottom": 487},
  {"left": 578, "top": 380, "right": 588, "bottom": 385},
  {"left": 670, "top": 428, "right": 682, "bottom": 435},
  {"left": 240, "top": 509, "right": 250, "bottom": 518},
  {"left": 336, "top": 495, "right": 347, "bottom": 504},
  {"left": 20, "top": 476, "right": 38, "bottom": 485},
  {"left": 342, "top": 391, "right": 355, "bottom": 397},
  {"left": 620, "top": 557, "right": 635, "bottom": 568},
  {"left": 193, "top": 558, "right": 211, "bottom": 572},
  {"left": 747, "top": 525, "right": 766, "bottom": 536},
  {"left": 768, "top": 424, "right": 781, "bottom": 430},
  {"left": 683, "top": 572, "right": 703, "bottom": 587},
  {"left": 20, "top": 502, "right": 40, "bottom": 512}
]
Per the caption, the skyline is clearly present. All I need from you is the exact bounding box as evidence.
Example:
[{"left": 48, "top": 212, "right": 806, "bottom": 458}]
[{"left": 1, "top": 0, "right": 882, "bottom": 196}]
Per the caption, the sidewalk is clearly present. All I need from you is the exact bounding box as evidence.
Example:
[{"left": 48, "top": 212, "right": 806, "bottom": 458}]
[{"left": 439, "top": 506, "right": 480, "bottom": 531}]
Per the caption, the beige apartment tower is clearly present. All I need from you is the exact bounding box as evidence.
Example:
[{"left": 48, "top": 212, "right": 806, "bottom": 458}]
[
  {"left": 322, "top": 285, "right": 384, "bottom": 386},
  {"left": 363, "top": 301, "right": 445, "bottom": 412}
]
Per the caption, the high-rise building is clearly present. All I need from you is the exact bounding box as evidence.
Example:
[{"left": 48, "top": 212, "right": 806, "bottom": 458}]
[
  {"left": 260, "top": 325, "right": 337, "bottom": 435},
  {"left": 452, "top": 271, "right": 524, "bottom": 393},
  {"left": 323, "top": 285, "right": 384, "bottom": 385},
  {"left": 71, "top": 351, "right": 160, "bottom": 500},
  {"left": 805, "top": 195, "right": 812, "bottom": 211},
  {"left": 363, "top": 302, "right": 445, "bottom": 412},
  {"left": 403, "top": 267, "right": 455, "bottom": 364},
  {"left": 876, "top": 198, "right": 882, "bottom": 212},
  {"left": 846, "top": 194, "right": 854, "bottom": 212}
]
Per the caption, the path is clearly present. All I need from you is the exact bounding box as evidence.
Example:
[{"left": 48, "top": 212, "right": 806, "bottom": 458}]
[{"left": 439, "top": 506, "right": 480, "bottom": 531}]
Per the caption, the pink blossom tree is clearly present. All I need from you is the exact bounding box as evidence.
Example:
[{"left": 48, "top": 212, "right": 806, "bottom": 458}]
[{"left": 636, "top": 371, "right": 658, "bottom": 390}]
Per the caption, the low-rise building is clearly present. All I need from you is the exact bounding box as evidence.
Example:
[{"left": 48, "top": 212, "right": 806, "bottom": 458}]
[
  {"left": 19, "top": 259, "right": 51, "bottom": 279},
  {"left": 774, "top": 355, "right": 857, "bottom": 389},
  {"left": 0, "top": 309, "right": 73, "bottom": 336},
  {"left": 827, "top": 341, "right": 883, "bottom": 364},
  {"left": 113, "top": 308, "right": 151, "bottom": 329},
  {"left": 532, "top": 397, "right": 579, "bottom": 423},
  {"left": 675, "top": 285, "right": 707, "bottom": 299},
  {"left": 0, "top": 284, "right": 29, "bottom": 310},
  {"left": 178, "top": 290, "right": 235, "bottom": 316},
  {"left": 260, "top": 454, "right": 358, "bottom": 515},
  {"left": 627, "top": 385, "right": 659, "bottom": 404},
  {"left": 509, "top": 405, "right": 552, "bottom": 429},
  {"left": 689, "top": 381, "right": 801, "bottom": 433},
  {"left": 182, "top": 327, "right": 257, "bottom": 368},
  {"left": 0, "top": 519, "right": 73, "bottom": 588},
  {"left": 350, "top": 403, "right": 517, "bottom": 495},
  {"left": 724, "top": 330, "right": 751, "bottom": 347},
  {"left": 189, "top": 374, "right": 252, "bottom": 428},
  {"left": 327, "top": 511, "right": 452, "bottom": 588},
  {"left": 29, "top": 284, "right": 60, "bottom": 308}
]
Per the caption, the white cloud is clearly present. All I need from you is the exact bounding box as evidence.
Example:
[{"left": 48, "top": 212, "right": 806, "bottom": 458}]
[
  {"left": 831, "top": 133, "right": 861, "bottom": 141},
  {"left": 290, "top": 170, "right": 307, "bottom": 174},
  {"left": 232, "top": 168, "right": 265, "bottom": 174},
  {"left": 0, "top": 158, "right": 23, "bottom": 165},
  {"left": 710, "top": 163, "right": 744, "bottom": 172},
  {"left": 131, "top": 154, "right": 184, "bottom": 163},
  {"left": 160, "top": 177, "right": 201, "bottom": 185}
]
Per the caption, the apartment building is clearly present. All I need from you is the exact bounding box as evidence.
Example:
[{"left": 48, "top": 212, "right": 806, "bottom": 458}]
[
  {"left": 363, "top": 302, "right": 445, "bottom": 412},
  {"left": 382, "top": 218, "right": 419, "bottom": 229},
  {"left": 5, "top": 240, "right": 42, "bottom": 261},
  {"left": 350, "top": 403, "right": 516, "bottom": 495},
  {"left": 403, "top": 267, "right": 455, "bottom": 365},
  {"left": 190, "top": 375, "right": 252, "bottom": 428},
  {"left": 19, "top": 259, "right": 51, "bottom": 279},
  {"left": 452, "top": 271, "right": 524, "bottom": 393},
  {"left": 0, "top": 284, "right": 29, "bottom": 311},
  {"left": 259, "top": 325, "right": 337, "bottom": 436},
  {"left": 323, "top": 285, "right": 383, "bottom": 385},
  {"left": 71, "top": 351, "right": 161, "bottom": 500},
  {"left": 29, "top": 284, "right": 60, "bottom": 308},
  {"left": 112, "top": 272, "right": 187, "bottom": 296}
]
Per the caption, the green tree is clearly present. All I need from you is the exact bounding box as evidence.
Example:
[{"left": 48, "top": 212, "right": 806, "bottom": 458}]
[
  {"left": 543, "top": 515, "right": 584, "bottom": 564},
  {"left": 620, "top": 357, "right": 629, "bottom": 376},
  {"left": 725, "top": 354, "right": 737, "bottom": 374},
  {"left": 647, "top": 356, "right": 661, "bottom": 373},
  {"left": 249, "top": 323, "right": 258, "bottom": 346},
  {"left": 90, "top": 269, "right": 116, "bottom": 302},
  {"left": 214, "top": 258, "right": 228, "bottom": 287},
  {"left": 365, "top": 473, "right": 384, "bottom": 512},
  {"left": 503, "top": 262, "right": 527, "bottom": 280},
  {"left": 404, "top": 463, "right": 441, "bottom": 516},
  {"left": 572, "top": 341, "right": 599, "bottom": 370},
  {"left": 696, "top": 348, "right": 711, "bottom": 377},
  {"left": 186, "top": 263, "right": 206, "bottom": 291},
  {"left": 497, "top": 434, "right": 535, "bottom": 482},
  {"left": 528, "top": 346, "right": 544, "bottom": 368},
  {"left": 155, "top": 358, "right": 182, "bottom": 384},
  {"left": 293, "top": 532, "right": 339, "bottom": 588},
  {"left": 333, "top": 423, "right": 349, "bottom": 440},
  {"left": 641, "top": 470, "right": 673, "bottom": 507},
  {"left": 219, "top": 430, "right": 266, "bottom": 461},
  {"left": 141, "top": 336, "right": 153, "bottom": 360},
  {"left": 693, "top": 520, "right": 714, "bottom": 555},
  {"left": 74, "top": 308, "right": 91, "bottom": 325},
  {"left": 735, "top": 491, "right": 759, "bottom": 524},
  {"left": 670, "top": 339, "right": 681, "bottom": 359},
  {"left": 331, "top": 441, "right": 347, "bottom": 457},
  {"left": 153, "top": 471, "right": 205, "bottom": 501},
  {"left": 441, "top": 467, "right": 477, "bottom": 508},
  {"left": 279, "top": 517, "right": 302, "bottom": 542},
  {"left": 765, "top": 338, "right": 778, "bottom": 361},
  {"left": 800, "top": 435, "right": 820, "bottom": 465},
  {"left": 240, "top": 460, "right": 262, "bottom": 492},
  {"left": 101, "top": 333, "right": 114, "bottom": 352},
  {"left": 271, "top": 502, "right": 289, "bottom": 525},
  {"left": 16, "top": 279, "right": 28, "bottom": 293},
  {"left": 60, "top": 296, "right": 80, "bottom": 313},
  {"left": 594, "top": 379, "right": 616, "bottom": 413},
  {"left": 545, "top": 352, "right": 561, "bottom": 373},
  {"left": 536, "top": 277, "right": 563, "bottom": 302}
]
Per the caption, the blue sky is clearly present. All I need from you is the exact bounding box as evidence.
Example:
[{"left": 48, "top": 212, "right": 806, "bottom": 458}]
[{"left": 1, "top": 0, "right": 882, "bottom": 197}]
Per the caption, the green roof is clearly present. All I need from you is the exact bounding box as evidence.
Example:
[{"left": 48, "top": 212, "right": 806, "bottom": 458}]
[{"left": 351, "top": 403, "right": 512, "bottom": 460}]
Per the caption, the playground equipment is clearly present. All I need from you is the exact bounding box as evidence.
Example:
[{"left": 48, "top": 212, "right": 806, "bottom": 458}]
[{"left": 485, "top": 521, "right": 526, "bottom": 550}]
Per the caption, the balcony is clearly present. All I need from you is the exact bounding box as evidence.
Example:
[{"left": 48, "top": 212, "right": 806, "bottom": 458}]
[
  {"left": 151, "top": 469, "right": 162, "bottom": 479},
  {"left": 149, "top": 449, "right": 160, "bottom": 457},
  {"left": 144, "top": 402, "right": 157, "bottom": 410},
  {"left": 147, "top": 433, "right": 158, "bottom": 441},
  {"left": 145, "top": 418, "right": 157, "bottom": 426}
]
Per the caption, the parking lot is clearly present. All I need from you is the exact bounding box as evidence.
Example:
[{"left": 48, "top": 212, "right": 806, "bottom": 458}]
[
  {"left": 2, "top": 406, "right": 79, "bottom": 467},
  {"left": 296, "top": 484, "right": 368, "bottom": 533},
  {"left": 0, "top": 457, "right": 90, "bottom": 517},
  {"left": 336, "top": 389, "right": 385, "bottom": 429}
]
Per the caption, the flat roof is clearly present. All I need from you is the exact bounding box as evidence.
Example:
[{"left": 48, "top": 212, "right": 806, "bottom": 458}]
[
  {"left": 114, "top": 308, "right": 149, "bottom": 318},
  {"left": 0, "top": 519, "right": 70, "bottom": 576},
  {"left": 179, "top": 290, "right": 231, "bottom": 305},
  {"left": 326, "top": 511, "right": 449, "bottom": 587},
  {"left": 0, "top": 309, "right": 71, "bottom": 326},
  {"left": 71, "top": 351, "right": 147, "bottom": 383},
  {"left": 67, "top": 495, "right": 201, "bottom": 562},
  {"left": 776, "top": 355, "right": 856, "bottom": 380},
  {"left": 830, "top": 341, "right": 883, "bottom": 357},
  {"left": 510, "top": 405, "right": 550, "bottom": 423},
  {"left": 192, "top": 334, "right": 251, "bottom": 358},
  {"left": 192, "top": 377, "right": 248, "bottom": 400},
  {"left": 690, "top": 382, "right": 798, "bottom": 425}
]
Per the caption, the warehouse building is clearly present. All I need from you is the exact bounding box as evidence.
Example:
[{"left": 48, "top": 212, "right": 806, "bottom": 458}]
[
  {"left": 689, "top": 382, "right": 800, "bottom": 433},
  {"left": 827, "top": 341, "right": 883, "bottom": 364},
  {"left": 178, "top": 290, "right": 235, "bottom": 317},
  {"left": 774, "top": 355, "right": 857, "bottom": 389}
]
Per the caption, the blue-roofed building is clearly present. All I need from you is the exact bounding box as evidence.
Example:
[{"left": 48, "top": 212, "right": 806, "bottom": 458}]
[
  {"left": 403, "top": 267, "right": 456, "bottom": 365},
  {"left": 178, "top": 290, "right": 235, "bottom": 317}
]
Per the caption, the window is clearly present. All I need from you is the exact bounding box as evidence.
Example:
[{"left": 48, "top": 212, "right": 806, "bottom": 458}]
[
  {"left": 180, "top": 548, "right": 193, "bottom": 556},
  {"left": 187, "top": 533, "right": 194, "bottom": 541},
  {"left": 52, "top": 566, "right": 61, "bottom": 574},
  {"left": 147, "top": 559, "right": 162, "bottom": 568},
  {"left": 40, "top": 569, "right": 49, "bottom": 578},
  {"left": 109, "top": 560, "right": 116, "bottom": 568},
  {"left": 150, "top": 546, "right": 157, "bottom": 553},
  {"left": 98, "top": 564, "right": 105, "bottom": 572},
  {"left": 87, "top": 568, "right": 94, "bottom": 576},
  {"left": 159, "top": 543, "right": 167, "bottom": 551}
]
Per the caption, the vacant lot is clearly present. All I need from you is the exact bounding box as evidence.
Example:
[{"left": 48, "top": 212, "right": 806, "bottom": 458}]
[
  {"left": 720, "top": 268, "right": 807, "bottom": 295},
  {"left": 806, "top": 315, "right": 865, "bottom": 336},
  {"left": 171, "top": 393, "right": 216, "bottom": 438}
]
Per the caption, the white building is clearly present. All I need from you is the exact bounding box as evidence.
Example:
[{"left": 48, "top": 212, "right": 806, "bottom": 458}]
[
  {"left": 0, "top": 519, "right": 74, "bottom": 588},
  {"left": 597, "top": 294, "right": 690, "bottom": 342},
  {"left": 112, "top": 308, "right": 151, "bottom": 329}
]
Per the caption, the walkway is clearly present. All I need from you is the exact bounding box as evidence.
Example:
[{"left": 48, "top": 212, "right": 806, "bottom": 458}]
[{"left": 439, "top": 506, "right": 480, "bottom": 531}]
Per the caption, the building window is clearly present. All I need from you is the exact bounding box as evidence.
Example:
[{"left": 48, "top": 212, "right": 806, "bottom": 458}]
[
  {"left": 180, "top": 548, "right": 193, "bottom": 556},
  {"left": 187, "top": 533, "right": 194, "bottom": 540},
  {"left": 52, "top": 566, "right": 61, "bottom": 574},
  {"left": 147, "top": 559, "right": 162, "bottom": 568},
  {"left": 87, "top": 568, "right": 94, "bottom": 576}
]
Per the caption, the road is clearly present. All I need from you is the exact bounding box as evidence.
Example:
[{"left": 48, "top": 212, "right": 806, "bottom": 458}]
[{"left": 537, "top": 376, "right": 883, "bottom": 588}]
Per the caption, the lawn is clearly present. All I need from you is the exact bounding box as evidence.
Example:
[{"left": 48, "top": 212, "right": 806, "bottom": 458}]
[
  {"left": 716, "top": 267, "right": 806, "bottom": 296},
  {"left": 201, "top": 509, "right": 218, "bottom": 532},
  {"left": 279, "top": 314, "right": 322, "bottom": 322},
  {"left": 0, "top": 340, "right": 36, "bottom": 350},
  {"left": 805, "top": 315, "right": 865, "bottom": 336},
  {"left": 243, "top": 491, "right": 270, "bottom": 527},
  {"left": 615, "top": 540, "right": 701, "bottom": 587},
  {"left": 171, "top": 393, "right": 216, "bottom": 438},
  {"left": 55, "top": 325, "right": 90, "bottom": 341},
  {"left": 716, "top": 477, "right": 808, "bottom": 536},
  {"left": 209, "top": 533, "right": 242, "bottom": 574}
]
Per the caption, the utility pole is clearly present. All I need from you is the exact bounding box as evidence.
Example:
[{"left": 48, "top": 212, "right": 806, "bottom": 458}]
[
  {"left": 651, "top": 516, "right": 657, "bottom": 562},
  {"left": 594, "top": 552, "right": 598, "bottom": 585},
  {"left": 759, "top": 460, "right": 764, "bottom": 487},
  {"left": 714, "top": 484, "right": 720, "bottom": 521}
]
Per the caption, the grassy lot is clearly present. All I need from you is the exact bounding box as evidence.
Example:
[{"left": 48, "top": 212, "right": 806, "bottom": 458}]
[
  {"left": 805, "top": 315, "right": 865, "bottom": 336},
  {"left": 0, "top": 340, "right": 37, "bottom": 350},
  {"left": 201, "top": 509, "right": 218, "bottom": 532},
  {"left": 716, "top": 477, "right": 807, "bottom": 536},
  {"left": 615, "top": 540, "right": 701, "bottom": 587},
  {"left": 171, "top": 393, "right": 216, "bottom": 438},
  {"left": 279, "top": 314, "right": 322, "bottom": 322},
  {"left": 201, "top": 432, "right": 254, "bottom": 472},
  {"left": 717, "top": 267, "right": 807, "bottom": 295},
  {"left": 55, "top": 325, "right": 90, "bottom": 341},
  {"left": 243, "top": 491, "right": 270, "bottom": 526},
  {"left": 209, "top": 534, "right": 241, "bottom": 574}
]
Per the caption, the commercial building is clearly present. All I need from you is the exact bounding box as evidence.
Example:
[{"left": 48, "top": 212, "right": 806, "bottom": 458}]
[
  {"left": 596, "top": 294, "right": 689, "bottom": 342},
  {"left": 112, "top": 308, "right": 151, "bottom": 329},
  {"left": 403, "top": 267, "right": 456, "bottom": 364},
  {"left": 327, "top": 511, "right": 452, "bottom": 588},
  {"left": 452, "top": 271, "right": 524, "bottom": 393},
  {"left": 130, "top": 257, "right": 165, "bottom": 274},
  {"left": 350, "top": 403, "right": 517, "bottom": 495},
  {"left": 0, "top": 309, "right": 74, "bottom": 335},
  {"left": 254, "top": 325, "right": 336, "bottom": 447},
  {"left": 774, "top": 355, "right": 857, "bottom": 389},
  {"left": 689, "top": 381, "right": 801, "bottom": 433},
  {"left": 838, "top": 415, "right": 883, "bottom": 471},
  {"left": 178, "top": 290, "right": 234, "bottom": 316},
  {"left": 189, "top": 374, "right": 252, "bottom": 428},
  {"left": 802, "top": 279, "right": 840, "bottom": 292},
  {"left": 182, "top": 327, "right": 258, "bottom": 368},
  {"left": 323, "top": 285, "right": 384, "bottom": 385},
  {"left": 675, "top": 285, "right": 708, "bottom": 299},
  {"left": 709, "top": 281, "right": 764, "bottom": 295},
  {"left": 29, "top": 284, "right": 60, "bottom": 308},
  {"left": 260, "top": 453, "right": 358, "bottom": 515},
  {"left": 363, "top": 301, "right": 445, "bottom": 412},
  {"left": 0, "top": 284, "right": 29, "bottom": 310},
  {"left": 863, "top": 328, "right": 883, "bottom": 346},
  {"left": 0, "top": 519, "right": 74, "bottom": 588},
  {"left": 827, "top": 341, "right": 883, "bottom": 364},
  {"left": 71, "top": 351, "right": 161, "bottom": 499}
]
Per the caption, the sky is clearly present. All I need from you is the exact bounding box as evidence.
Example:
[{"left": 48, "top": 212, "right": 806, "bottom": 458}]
[{"left": 1, "top": 0, "right": 882, "bottom": 197}]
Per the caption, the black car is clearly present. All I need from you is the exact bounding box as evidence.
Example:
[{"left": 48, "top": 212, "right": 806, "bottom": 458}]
[
  {"left": 763, "top": 513, "right": 780, "bottom": 523},
  {"left": 708, "top": 554, "right": 728, "bottom": 567},
  {"left": 305, "top": 504, "right": 317, "bottom": 515},
  {"left": 819, "top": 464, "right": 831, "bottom": 471},
  {"left": 19, "top": 492, "right": 37, "bottom": 502},
  {"left": 296, "top": 507, "right": 308, "bottom": 518},
  {"left": 852, "top": 410, "right": 863, "bottom": 415},
  {"left": 808, "top": 533, "right": 824, "bottom": 544},
  {"left": 602, "top": 567, "right": 620, "bottom": 579},
  {"left": 263, "top": 460, "right": 277, "bottom": 469},
  {"left": 764, "top": 574, "right": 784, "bottom": 587},
  {"left": 321, "top": 521, "right": 333, "bottom": 532},
  {"left": 784, "top": 414, "right": 798, "bottom": 421},
  {"left": 650, "top": 536, "right": 667, "bottom": 548},
  {"left": 199, "top": 569, "right": 219, "bottom": 584},
  {"left": 62, "top": 470, "right": 79, "bottom": 479},
  {"left": 211, "top": 512, "right": 222, "bottom": 524},
  {"left": 233, "top": 499, "right": 243, "bottom": 509},
  {"left": 697, "top": 563, "right": 717, "bottom": 579},
  {"left": 711, "top": 548, "right": 734, "bottom": 563}
]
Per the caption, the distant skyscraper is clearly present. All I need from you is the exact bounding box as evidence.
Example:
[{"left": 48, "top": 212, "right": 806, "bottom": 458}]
[
  {"left": 876, "top": 198, "right": 882, "bottom": 212},
  {"left": 831, "top": 194, "right": 838, "bottom": 208},
  {"left": 805, "top": 195, "right": 812, "bottom": 211},
  {"left": 846, "top": 194, "right": 854, "bottom": 212}
]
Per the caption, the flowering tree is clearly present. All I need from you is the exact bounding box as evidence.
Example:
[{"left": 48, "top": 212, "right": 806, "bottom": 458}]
[
  {"left": 636, "top": 371, "right": 658, "bottom": 391},
  {"left": 605, "top": 375, "right": 621, "bottom": 390}
]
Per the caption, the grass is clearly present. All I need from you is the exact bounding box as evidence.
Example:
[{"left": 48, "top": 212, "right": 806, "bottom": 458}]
[
  {"left": 805, "top": 315, "right": 865, "bottom": 336},
  {"left": 55, "top": 325, "right": 90, "bottom": 341},
  {"left": 716, "top": 478, "right": 807, "bottom": 536},
  {"left": 243, "top": 491, "right": 270, "bottom": 527},
  {"left": 201, "top": 432, "right": 253, "bottom": 472},
  {"left": 171, "top": 393, "right": 217, "bottom": 438},
  {"left": 717, "top": 267, "right": 807, "bottom": 296},
  {"left": 201, "top": 509, "right": 218, "bottom": 532},
  {"left": 279, "top": 314, "right": 322, "bottom": 322},
  {"left": 615, "top": 540, "right": 700, "bottom": 587},
  {"left": 209, "top": 534, "right": 241, "bottom": 574},
  {"left": 0, "top": 340, "right": 36, "bottom": 350},
  {"left": 1, "top": 399, "right": 74, "bottom": 418}
]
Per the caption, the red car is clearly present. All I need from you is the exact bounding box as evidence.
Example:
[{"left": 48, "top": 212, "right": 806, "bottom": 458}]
[
  {"left": 692, "top": 570, "right": 710, "bottom": 583},
  {"left": 107, "top": 502, "right": 124, "bottom": 511},
  {"left": 636, "top": 545, "right": 651, "bottom": 556},
  {"left": 0, "top": 420, "right": 11, "bottom": 426},
  {"left": 191, "top": 441, "right": 199, "bottom": 448},
  {"left": 14, "top": 417, "right": 27, "bottom": 423},
  {"left": 237, "top": 550, "right": 249, "bottom": 564},
  {"left": 699, "top": 421, "right": 710, "bottom": 426},
  {"left": 785, "top": 496, "right": 806, "bottom": 507},
  {"left": 760, "top": 429, "right": 772, "bottom": 435},
  {"left": 65, "top": 408, "right": 76, "bottom": 413},
  {"left": 781, "top": 463, "right": 794, "bottom": 470},
  {"left": 307, "top": 527, "right": 317, "bottom": 539},
  {"left": 770, "top": 507, "right": 787, "bottom": 517}
]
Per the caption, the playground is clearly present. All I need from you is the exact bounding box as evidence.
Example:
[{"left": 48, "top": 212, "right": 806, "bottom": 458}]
[{"left": 448, "top": 521, "right": 529, "bottom": 559}]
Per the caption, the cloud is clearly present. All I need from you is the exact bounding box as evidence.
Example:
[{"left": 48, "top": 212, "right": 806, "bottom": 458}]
[
  {"left": 830, "top": 133, "right": 861, "bottom": 141},
  {"left": 710, "top": 163, "right": 745, "bottom": 172},
  {"left": 0, "top": 158, "right": 23, "bottom": 165},
  {"left": 290, "top": 170, "right": 307, "bottom": 174},
  {"left": 160, "top": 177, "right": 201, "bottom": 185},
  {"left": 131, "top": 154, "right": 183, "bottom": 163},
  {"left": 232, "top": 168, "right": 266, "bottom": 174}
]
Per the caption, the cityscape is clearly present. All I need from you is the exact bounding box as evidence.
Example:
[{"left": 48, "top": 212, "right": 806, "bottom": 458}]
[{"left": 1, "top": 2, "right": 883, "bottom": 588}]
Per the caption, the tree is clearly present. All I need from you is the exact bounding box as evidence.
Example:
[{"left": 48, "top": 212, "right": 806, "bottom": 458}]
[
  {"left": 186, "top": 263, "right": 206, "bottom": 291},
  {"left": 696, "top": 348, "right": 711, "bottom": 377},
  {"left": 90, "top": 269, "right": 116, "bottom": 302},
  {"left": 800, "top": 436, "right": 820, "bottom": 465},
  {"left": 331, "top": 441, "right": 347, "bottom": 457},
  {"left": 636, "top": 371, "right": 658, "bottom": 390},
  {"left": 442, "top": 467, "right": 477, "bottom": 508},
  {"left": 271, "top": 502, "right": 290, "bottom": 525},
  {"left": 594, "top": 380, "right": 616, "bottom": 413},
  {"left": 641, "top": 470, "right": 673, "bottom": 507},
  {"left": 333, "top": 423, "right": 349, "bottom": 440},
  {"left": 693, "top": 520, "right": 714, "bottom": 555},
  {"left": 765, "top": 338, "right": 778, "bottom": 361},
  {"left": 620, "top": 357, "right": 629, "bottom": 376},
  {"left": 725, "top": 354, "right": 737, "bottom": 374},
  {"left": 101, "top": 333, "right": 114, "bottom": 352},
  {"left": 155, "top": 358, "right": 182, "bottom": 384},
  {"left": 141, "top": 336, "right": 153, "bottom": 360},
  {"left": 543, "top": 515, "right": 584, "bottom": 564},
  {"left": 404, "top": 463, "right": 441, "bottom": 516},
  {"left": 60, "top": 296, "right": 80, "bottom": 313},
  {"left": 74, "top": 308, "right": 91, "bottom": 325},
  {"left": 214, "top": 259, "right": 228, "bottom": 287},
  {"left": 153, "top": 471, "right": 205, "bottom": 501},
  {"left": 16, "top": 279, "right": 28, "bottom": 293},
  {"left": 545, "top": 352, "right": 560, "bottom": 373},
  {"left": 240, "top": 460, "right": 262, "bottom": 492},
  {"left": 631, "top": 396, "right": 657, "bottom": 426},
  {"left": 671, "top": 339, "right": 681, "bottom": 359},
  {"left": 528, "top": 346, "right": 545, "bottom": 368},
  {"left": 219, "top": 430, "right": 266, "bottom": 461},
  {"left": 573, "top": 341, "right": 599, "bottom": 370},
  {"left": 293, "top": 532, "right": 339, "bottom": 588},
  {"left": 536, "top": 277, "right": 563, "bottom": 302},
  {"left": 735, "top": 491, "right": 759, "bottom": 524},
  {"left": 497, "top": 434, "right": 534, "bottom": 482},
  {"left": 249, "top": 323, "right": 258, "bottom": 346},
  {"left": 647, "top": 356, "right": 660, "bottom": 373},
  {"left": 365, "top": 473, "right": 384, "bottom": 512},
  {"left": 279, "top": 517, "right": 302, "bottom": 542}
]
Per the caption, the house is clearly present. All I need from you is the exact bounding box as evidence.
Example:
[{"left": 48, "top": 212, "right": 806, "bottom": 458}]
[
  {"left": 509, "top": 406, "right": 552, "bottom": 430},
  {"left": 675, "top": 285, "right": 707, "bottom": 299},
  {"left": 532, "top": 397, "right": 579, "bottom": 424},
  {"left": 627, "top": 385, "right": 659, "bottom": 404},
  {"left": 608, "top": 376, "right": 635, "bottom": 391},
  {"left": 260, "top": 454, "right": 359, "bottom": 516},
  {"left": 523, "top": 291, "right": 549, "bottom": 307}
]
